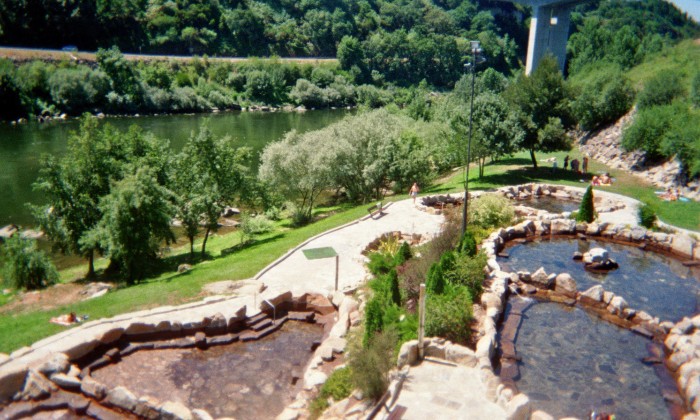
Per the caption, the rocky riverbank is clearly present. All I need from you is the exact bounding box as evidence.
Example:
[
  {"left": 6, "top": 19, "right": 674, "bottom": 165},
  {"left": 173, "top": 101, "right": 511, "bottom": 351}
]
[{"left": 578, "top": 110, "right": 700, "bottom": 201}]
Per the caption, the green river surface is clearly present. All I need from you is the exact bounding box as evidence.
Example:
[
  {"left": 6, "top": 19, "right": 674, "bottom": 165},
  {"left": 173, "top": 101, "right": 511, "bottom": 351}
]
[{"left": 0, "top": 109, "right": 352, "bottom": 228}]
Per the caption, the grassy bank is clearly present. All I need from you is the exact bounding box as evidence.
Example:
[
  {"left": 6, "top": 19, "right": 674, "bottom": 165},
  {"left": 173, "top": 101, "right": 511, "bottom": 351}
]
[{"left": 1, "top": 152, "right": 698, "bottom": 353}]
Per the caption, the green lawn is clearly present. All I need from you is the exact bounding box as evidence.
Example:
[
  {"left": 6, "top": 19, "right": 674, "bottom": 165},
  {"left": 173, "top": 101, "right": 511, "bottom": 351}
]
[{"left": 1, "top": 151, "right": 698, "bottom": 353}]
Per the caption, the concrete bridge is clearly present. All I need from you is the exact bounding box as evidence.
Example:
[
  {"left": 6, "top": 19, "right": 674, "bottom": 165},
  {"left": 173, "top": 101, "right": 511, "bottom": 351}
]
[{"left": 496, "top": 0, "right": 584, "bottom": 74}]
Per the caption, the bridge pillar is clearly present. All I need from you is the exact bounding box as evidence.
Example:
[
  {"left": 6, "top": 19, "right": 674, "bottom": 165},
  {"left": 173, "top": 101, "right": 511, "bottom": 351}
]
[{"left": 525, "top": 3, "right": 575, "bottom": 74}]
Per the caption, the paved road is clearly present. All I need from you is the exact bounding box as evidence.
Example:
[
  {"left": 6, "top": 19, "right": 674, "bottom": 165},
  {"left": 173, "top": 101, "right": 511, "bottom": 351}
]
[{"left": 0, "top": 46, "right": 337, "bottom": 64}]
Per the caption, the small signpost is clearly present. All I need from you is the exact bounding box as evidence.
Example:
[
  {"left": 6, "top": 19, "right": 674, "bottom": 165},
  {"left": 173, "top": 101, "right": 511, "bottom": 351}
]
[
  {"left": 418, "top": 283, "right": 426, "bottom": 360},
  {"left": 302, "top": 247, "right": 339, "bottom": 291}
]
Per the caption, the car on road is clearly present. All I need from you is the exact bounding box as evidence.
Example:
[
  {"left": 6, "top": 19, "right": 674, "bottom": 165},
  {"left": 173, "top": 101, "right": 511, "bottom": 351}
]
[{"left": 61, "top": 45, "right": 78, "bottom": 52}]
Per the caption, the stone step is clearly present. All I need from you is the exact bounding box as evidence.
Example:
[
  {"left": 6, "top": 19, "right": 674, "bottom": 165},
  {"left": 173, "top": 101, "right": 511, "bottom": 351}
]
[
  {"left": 241, "top": 317, "right": 288, "bottom": 342},
  {"left": 245, "top": 312, "right": 269, "bottom": 326},
  {"left": 249, "top": 318, "right": 273, "bottom": 331},
  {"left": 287, "top": 311, "right": 316, "bottom": 322}
]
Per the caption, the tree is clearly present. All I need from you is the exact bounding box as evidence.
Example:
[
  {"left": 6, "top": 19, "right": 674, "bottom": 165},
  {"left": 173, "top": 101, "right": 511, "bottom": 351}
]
[
  {"left": 505, "top": 56, "right": 574, "bottom": 169},
  {"left": 173, "top": 126, "right": 250, "bottom": 257},
  {"left": 388, "top": 269, "right": 401, "bottom": 306},
  {"left": 1, "top": 235, "right": 58, "bottom": 290},
  {"left": 637, "top": 70, "right": 685, "bottom": 109},
  {"left": 95, "top": 167, "right": 175, "bottom": 283},
  {"left": 577, "top": 185, "right": 596, "bottom": 223},
  {"left": 33, "top": 115, "right": 171, "bottom": 278},
  {"left": 258, "top": 130, "right": 334, "bottom": 224}
]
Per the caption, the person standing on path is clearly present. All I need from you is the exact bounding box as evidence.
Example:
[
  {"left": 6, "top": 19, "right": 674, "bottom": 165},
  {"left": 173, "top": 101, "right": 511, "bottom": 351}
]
[
  {"left": 564, "top": 155, "right": 569, "bottom": 170},
  {"left": 582, "top": 156, "right": 589, "bottom": 174},
  {"left": 410, "top": 182, "right": 420, "bottom": 204}
]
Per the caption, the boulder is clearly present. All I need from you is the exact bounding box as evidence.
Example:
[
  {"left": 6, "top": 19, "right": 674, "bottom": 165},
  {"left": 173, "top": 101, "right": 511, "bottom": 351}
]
[
  {"left": 607, "top": 295, "right": 628, "bottom": 316},
  {"left": 177, "top": 264, "right": 192, "bottom": 273},
  {"left": 104, "top": 386, "right": 138, "bottom": 411},
  {"left": 580, "top": 285, "right": 604, "bottom": 303},
  {"left": 397, "top": 340, "right": 419, "bottom": 367},
  {"left": 38, "top": 353, "right": 70, "bottom": 377},
  {"left": 303, "top": 369, "right": 327, "bottom": 390},
  {"left": 160, "top": 401, "right": 193, "bottom": 420},
  {"left": 80, "top": 376, "right": 107, "bottom": 400},
  {"left": 505, "top": 393, "right": 531, "bottom": 420},
  {"left": 550, "top": 219, "right": 576, "bottom": 235},
  {"left": 191, "top": 409, "right": 214, "bottom": 420},
  {"left": 554, "top": 273, "right": 577, "bottom": 297},
  {"left": 583, "top": 248, "right": 609, "bottom": 264},
  {"left": 671, "top": 234, "right": 695, "bottom": 258},
  {"left": 221, "top": 207, "right": 240, "bottom": 217},
  {"left": 445, "top": 344, "right": 477, "bottom": 367},
  {"left": 21, "top": 369, "right": 56, "bottom": 400},
  {"left": 305, "top": 294, "right": 335, "bottom": 315},
  {"left": 530, "top": 267, "right": 553, "bottom": 289},
  {"left": 49, "top": 373, "right": 81, "bottom": 390}
]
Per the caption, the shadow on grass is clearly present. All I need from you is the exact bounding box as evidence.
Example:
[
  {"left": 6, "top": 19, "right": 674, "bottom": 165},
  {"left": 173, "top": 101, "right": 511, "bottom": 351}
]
[
  {"left": 476, "top": 167, "right": 594, "bottom": 187},
  {"left": 220, "top": 234, "right": 285, "bottom": 256}
]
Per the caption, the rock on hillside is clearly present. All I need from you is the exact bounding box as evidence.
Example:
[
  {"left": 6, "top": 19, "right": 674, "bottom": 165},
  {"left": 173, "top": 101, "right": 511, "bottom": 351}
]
[{"left": 579, "top": 110, "right": 700, "bottom": 201}]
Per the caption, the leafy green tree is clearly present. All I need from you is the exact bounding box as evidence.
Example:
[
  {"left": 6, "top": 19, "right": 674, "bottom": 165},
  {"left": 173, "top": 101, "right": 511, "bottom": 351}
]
[
  {"left": 0, "top": 59, "right": 24, "bottom": 120},
  {"left": 505, "top": 56, "right": 574, "bottom": 168},
  {"left": 1, "top": 235, "right": 58, "bottom": 290},
  {"left": 95, "top": 167, "right": 175, "bottom": 283},
  {"left": 173, "top": 126, "right": 251, "bottom": 257},
  {"left": 33, "top": 116, "right": 171, "bottom": 278},
  {"left": 48, "top": 67, "right": 110, "bottom": 114},
  {"left": 259, "top": 130, "right": 334, "bottom": 225},
  {"left": 96, "top": 46, "right": 143, "bottom": 108},
  {"left": 577, "top": 185, "right": 596, "bottom": 223},
  {"left": 621, "top": 103, "right": 678, "bottom": 162}
]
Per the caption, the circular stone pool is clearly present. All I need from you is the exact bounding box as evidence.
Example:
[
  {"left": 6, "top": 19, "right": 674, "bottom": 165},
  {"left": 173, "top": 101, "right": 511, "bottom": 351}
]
[
  {"left": 501, "top": 299, "right": 669, "bottom": 419},
  {"left": 514, "top": 196, "right": 580, "bottom": 214},
  {"left": 498, "top": 238, "right": 700, "bottom": 322}
]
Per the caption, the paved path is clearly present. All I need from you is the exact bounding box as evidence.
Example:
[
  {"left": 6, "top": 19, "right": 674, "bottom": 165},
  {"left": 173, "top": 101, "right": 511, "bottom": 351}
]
[
  {"left": 388, "top": 360, "right": 506, "bottom": 420},
  {"left": 256, "top": 199, "right": 445, "bottom": 296}
]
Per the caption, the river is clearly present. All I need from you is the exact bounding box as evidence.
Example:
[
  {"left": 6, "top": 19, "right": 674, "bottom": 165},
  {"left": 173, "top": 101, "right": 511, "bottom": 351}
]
[{"left": 0, "top": 109, "right": 353, "bottom": 228}]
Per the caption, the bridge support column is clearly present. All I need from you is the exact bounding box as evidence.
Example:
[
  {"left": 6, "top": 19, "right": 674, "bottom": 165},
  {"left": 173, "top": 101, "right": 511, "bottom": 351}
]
[{"left": 525, "top": 3, "right": 575, "bottom": 74}]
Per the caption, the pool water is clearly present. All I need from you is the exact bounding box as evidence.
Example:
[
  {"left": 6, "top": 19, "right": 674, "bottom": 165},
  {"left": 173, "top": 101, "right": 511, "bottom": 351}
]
[
  {"left": 91, "top": 321, "right": 324, "bottom": 419},
  {"left": 499, "top": 238, "right": 700, "bottom": 321},
  {"left": 501, "top": 300, "right": 669, "bottom": 419},
  {"left": 514, "top": 196, "right": 580, "bottom": 214}
]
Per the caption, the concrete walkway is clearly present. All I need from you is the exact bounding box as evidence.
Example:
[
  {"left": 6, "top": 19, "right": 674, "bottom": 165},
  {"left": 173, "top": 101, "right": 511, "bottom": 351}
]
[
  {"left": 387, "top": 360, "right": 506, "bottom": 420},
  {"left": 255, "top": 199, "right": 444, "bottom": 296}
]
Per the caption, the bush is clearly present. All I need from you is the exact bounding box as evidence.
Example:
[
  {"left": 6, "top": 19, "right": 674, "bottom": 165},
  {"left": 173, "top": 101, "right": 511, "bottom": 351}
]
[
  {"left": 469, "top": 194, "right": 515, "bottom": 229},
  {"left": 577, "top": 185, "right": 596, "bottom": 223},
  {"left": 310, "top": 366, "right": 353, "bottom": 418},
  {"left": 1, "top": 235, "right": 58, "bottom": 290},
  {"left": 426, "top": 262, "right": 445, "bottom": 294},
  {"left": 388, "top": 269, "right": 401, "bottom": 306},
  {"left": 394, "top": 241, "right": 412, "bottom": 266},
  {"left": 692, "top": 71, "right": 700, "bottom": 108},
  {"left": 450, "top": 252, "right": 487, "bottom": 300},
  {"left": 363, "top": 296, "right": 384, "bottom": 348},
  {"left": 240, "top": 213, "right": 274, "bottom": 243},
  {"left": 621, "top": 104, "right": 677, "bottom": 161},
  {"left": 637, "top": 71, "right": 685, "bottom": 109},
  {"left": 638, "top": 202, "right": 657, "bottom": 228},
  {"left": 570, "top": 65, "right": 636, "bottom": 131},
  {"left": 457, "top": 231, "right": 477, "bottom": 256},
  {"left": 349, "top": 329, "right": 397, "bottom": 401},
  {"left": 48, "top": 66, "right": 110, "bottom": 113},
  {"left": 425, "top": 285, "right": 473, "bottom": 344}
]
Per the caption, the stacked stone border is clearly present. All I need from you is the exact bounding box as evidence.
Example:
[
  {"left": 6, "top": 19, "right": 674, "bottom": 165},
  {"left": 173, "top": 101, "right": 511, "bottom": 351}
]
[
  {"left": 0, "top": 290, "right": 362, "bottom": 420},
  {"left": 477, "top": 214, "right": 699, "bottom": 419}
]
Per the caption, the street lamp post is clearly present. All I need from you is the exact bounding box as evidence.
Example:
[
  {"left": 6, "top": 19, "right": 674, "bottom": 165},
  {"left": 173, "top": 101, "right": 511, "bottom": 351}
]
[{"left": 461, "top": 40, "right": 484, "bottom": 235}]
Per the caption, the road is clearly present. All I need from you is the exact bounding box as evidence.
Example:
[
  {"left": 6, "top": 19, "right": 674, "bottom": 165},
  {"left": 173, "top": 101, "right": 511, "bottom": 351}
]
[{"left": 0, "top": 46, "right": 338, "bottom": 64}]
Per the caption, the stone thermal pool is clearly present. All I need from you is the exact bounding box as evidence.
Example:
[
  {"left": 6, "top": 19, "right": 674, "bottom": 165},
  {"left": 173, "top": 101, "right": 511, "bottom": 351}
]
[
  {"left": 89, "top": 320, "right": 324, "bottom": 419},
  {"left": 500, "top": 298, "right": 671, "bottom": 419},
  {"left": 514, "top": 195, "right": 580, "bottom": 214},
  {"left": 498, "top": 238, "right": 700, "bottom": 322}
]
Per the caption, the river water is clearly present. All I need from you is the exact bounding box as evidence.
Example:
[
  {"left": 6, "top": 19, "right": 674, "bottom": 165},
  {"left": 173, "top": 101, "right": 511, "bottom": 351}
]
[{"left": 0, "top": 109, "right": 352, "bottom": 227}]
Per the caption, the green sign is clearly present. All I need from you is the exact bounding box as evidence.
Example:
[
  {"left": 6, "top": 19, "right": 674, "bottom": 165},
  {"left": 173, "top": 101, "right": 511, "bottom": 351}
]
[{"left": 303, "top": 247, "right": 338, "bottom": 260}]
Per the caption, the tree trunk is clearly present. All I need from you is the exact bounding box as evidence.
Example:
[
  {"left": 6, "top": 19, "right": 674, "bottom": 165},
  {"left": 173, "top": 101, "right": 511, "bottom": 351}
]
[
  {"left": 189, "top": 236, "right": 195, "bottom": 259},
  {"left": 201, "top": 227, "right": 211, "bottom": 257},
  {"left": 530, "top": 149, "right": 538, "bottom": 169},
  {"left": 86, "top": 249, "right": 95, "bottom": 280}
]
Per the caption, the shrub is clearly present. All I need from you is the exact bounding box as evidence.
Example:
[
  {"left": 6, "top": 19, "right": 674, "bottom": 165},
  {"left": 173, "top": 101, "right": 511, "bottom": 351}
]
[
  {"left": 394, "top": 241, "right": 412, "bottom": 265},
  {"left": 621, "top": 104, "right": 677, "bottom": 161},
  {"left": 48, "top": 66, "right": 110, "bottom": 113},
  {"left": 425, "top": 285, "right": 473, "bottom": 344},
  {"left": 1, "top": 235, "right": 58, "bottom": 290},
  {"left": 426, "top": 262, "right": 445, "bottom": 294},
  {"left": 691, "top": 71, "right": 700, "bottom": 108},
  {"left": 577, "top": 185, "right": 596, "bottom": 223},
  {"left": 388, "top": 269, "right": 401, "bottom": 306},
  {"left": 367, "top": 252, "right": 395, "bottom": 276},
  {"left": 363, "top": 296, "right": 384, "bottom": 348},
  {"left": 637, "top": 71, "right": 685, "bottom": 109},
  {"left": 239, "top": 213, "right": 274, "bottom": 243},
  {"left": 570, "top": 65, "right": 636, "bottom": 131},
  {"left": 450, "top": 252, "right": 487, "bottom": 300},
  {"left": 349, "top": 329, "right": 397, "bottom": 401},
  {"left": 457, "top": 231, "right": 477, "bottom": 256},
  {"left": 469, "top": 194, "right": 515, "bottom": 229},
  {"left": 638, "top": 202, "right": 657, "bottom": 228}
]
